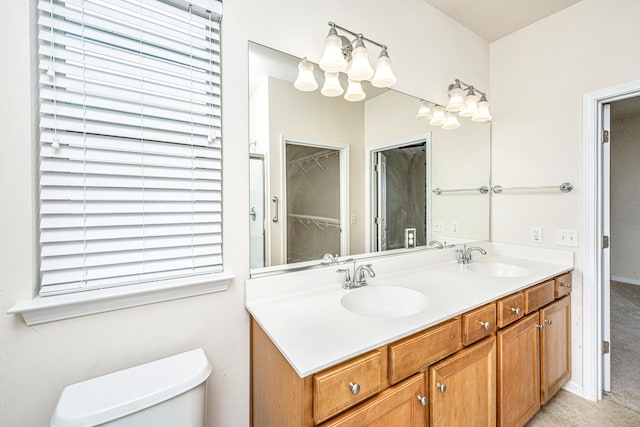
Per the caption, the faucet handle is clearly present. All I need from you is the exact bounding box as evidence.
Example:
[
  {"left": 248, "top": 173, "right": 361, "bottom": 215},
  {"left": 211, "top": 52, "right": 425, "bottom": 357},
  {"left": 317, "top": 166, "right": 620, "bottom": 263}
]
[{"left": 337, "top": 267, "right": 352, "bottom": 286}]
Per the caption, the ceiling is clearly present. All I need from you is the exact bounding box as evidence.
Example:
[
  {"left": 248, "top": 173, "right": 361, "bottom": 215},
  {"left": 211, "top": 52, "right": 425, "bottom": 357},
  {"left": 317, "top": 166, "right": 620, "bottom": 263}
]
[{"left": 422, "top": 0, "right": 582, "bottom": 42}]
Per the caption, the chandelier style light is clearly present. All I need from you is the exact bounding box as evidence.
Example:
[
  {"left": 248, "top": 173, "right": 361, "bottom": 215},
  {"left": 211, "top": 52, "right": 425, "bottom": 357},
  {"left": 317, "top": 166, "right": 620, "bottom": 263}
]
[{"left": 293, "top": 22, "right": 396, "bottom": 102}]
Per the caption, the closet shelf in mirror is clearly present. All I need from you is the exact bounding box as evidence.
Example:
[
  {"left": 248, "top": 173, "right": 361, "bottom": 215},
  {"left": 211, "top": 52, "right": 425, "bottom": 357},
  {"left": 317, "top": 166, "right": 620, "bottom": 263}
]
[
  {"left": 287, "top": 150, "right": 338, "bottom": 174},
  {"left": 288, "top": 214, "right": 340, "bottom": 233}
]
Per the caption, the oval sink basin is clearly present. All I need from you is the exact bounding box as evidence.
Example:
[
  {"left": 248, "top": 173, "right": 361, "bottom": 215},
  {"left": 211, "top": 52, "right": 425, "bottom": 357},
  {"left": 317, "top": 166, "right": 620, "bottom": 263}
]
[
  {"left": 467, "top": 262, "right": 530, "bottom": 278},
  {"left": 341, "top": 286, "right": 429, "bottom": 318}
]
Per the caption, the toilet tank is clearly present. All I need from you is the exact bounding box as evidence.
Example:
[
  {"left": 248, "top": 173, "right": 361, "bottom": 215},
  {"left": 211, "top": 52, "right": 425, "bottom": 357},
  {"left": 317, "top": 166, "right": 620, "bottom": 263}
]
[{"left": 51, "top": 348, "right": 211, "bottom": 427}]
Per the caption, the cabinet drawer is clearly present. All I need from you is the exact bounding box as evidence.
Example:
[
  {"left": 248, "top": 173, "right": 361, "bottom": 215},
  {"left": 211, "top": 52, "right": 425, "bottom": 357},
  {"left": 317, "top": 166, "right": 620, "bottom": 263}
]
[
  {"left": 555, "top": 272, "right": 572, "bottom": 298},
  {"left": 524, "top": 280, "right": 555, "bottom": 314},
  {"left": 388, "top": 317, "right": 462, "bottom": 384},
  {"left": 313, "top": 350, "right": 383, "bottom": 423},
  {"left": 462, "top": 303, "right": 497, "bottom": 345},
  {"left": 497, "top": 292, "right": 524, "bottom": 328},
  {"left": 319, "top": 373, "right": 427, "bottom": 427}
]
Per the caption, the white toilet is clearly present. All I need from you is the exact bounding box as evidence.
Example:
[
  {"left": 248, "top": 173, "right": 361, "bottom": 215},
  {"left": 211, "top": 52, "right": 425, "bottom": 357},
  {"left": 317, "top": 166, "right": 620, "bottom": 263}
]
[{"left": 51, "top": 348, "right": 211, "bottom": 426}]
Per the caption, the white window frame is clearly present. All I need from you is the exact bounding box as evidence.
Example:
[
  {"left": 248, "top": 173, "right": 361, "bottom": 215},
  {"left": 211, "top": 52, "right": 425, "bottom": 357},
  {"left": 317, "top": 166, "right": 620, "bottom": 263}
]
[{"left": 8, "top": 0, "right": 233, "bottom": 325}]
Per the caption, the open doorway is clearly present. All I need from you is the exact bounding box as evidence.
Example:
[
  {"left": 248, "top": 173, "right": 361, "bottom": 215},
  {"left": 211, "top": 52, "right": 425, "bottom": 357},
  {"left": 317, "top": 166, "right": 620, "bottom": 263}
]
[
  {"left": 606, "top": 97, "right": 640, "bottom": 411},
  {"left": 282, "top": 140, "right": 348, "bottom": 263},
  {"left": 371, "top": 137, "right": 430, "bottom": 252},
  {"left": 583, "top": 79, "right": 640, "bottom": 402}
]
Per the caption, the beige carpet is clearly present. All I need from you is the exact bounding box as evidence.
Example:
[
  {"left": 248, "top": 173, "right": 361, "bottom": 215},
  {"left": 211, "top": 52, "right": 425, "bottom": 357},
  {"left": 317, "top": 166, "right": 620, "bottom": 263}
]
[{"left": 527, "top": 281, "right": 640, "bottom": 426}]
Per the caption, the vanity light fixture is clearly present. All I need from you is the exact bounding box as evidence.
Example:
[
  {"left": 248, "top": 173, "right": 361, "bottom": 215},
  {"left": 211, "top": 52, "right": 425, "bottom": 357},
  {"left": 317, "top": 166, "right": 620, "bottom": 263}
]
[
  {"left": 293, "top": 22, "right": 396, "bottom": 101},
  {"left": 442, "top": 112, "right": 461, "bottom": 130},
  {"left": 429, "top": 105, "right": 446, "bottom": 126},
  {"left": 416, "top": 100, "right": 434, "bottom": 120},
  {"left": 293, "top": 58, "right": 318, "bottom": 92},
  {"left": 446, "top": 79, "right": 492, "bottom": 122}
]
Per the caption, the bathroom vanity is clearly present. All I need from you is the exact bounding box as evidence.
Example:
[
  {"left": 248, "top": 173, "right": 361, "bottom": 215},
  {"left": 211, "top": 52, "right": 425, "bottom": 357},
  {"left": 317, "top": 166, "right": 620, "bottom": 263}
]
[{"left": 246, "top": 244, "right": 573, "bottom": 426}]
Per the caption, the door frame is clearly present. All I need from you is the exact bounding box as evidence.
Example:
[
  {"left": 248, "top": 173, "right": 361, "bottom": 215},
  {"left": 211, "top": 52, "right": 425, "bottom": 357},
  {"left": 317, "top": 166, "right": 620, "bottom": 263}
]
[
  {"left": 582, "top": 79, "right": 640, "bottom": 401},
  {"left": 365, "top": 133, "right": 431, "bottom": 252},
  {"left": 280, "top": 136, "right": 350, "bottom": 263}
]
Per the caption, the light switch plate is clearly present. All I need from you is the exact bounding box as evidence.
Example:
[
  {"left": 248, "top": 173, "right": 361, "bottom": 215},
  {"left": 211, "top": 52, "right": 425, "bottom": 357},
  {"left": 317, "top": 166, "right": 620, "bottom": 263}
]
[
  {"left": 451, "top": 221, "right": 459, "bottom": 234},
  {"left": 433, "top": 220, "right": 444, "bottom": 232},
  {"left": 556, "top": 229, "right": 579, "bottom": 247}
]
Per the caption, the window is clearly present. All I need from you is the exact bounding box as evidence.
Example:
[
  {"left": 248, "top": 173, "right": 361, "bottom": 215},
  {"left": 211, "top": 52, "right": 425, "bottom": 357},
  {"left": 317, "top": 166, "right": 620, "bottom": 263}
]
[{"left": 37, "top": 0, "right": 224, "bottom": 296}]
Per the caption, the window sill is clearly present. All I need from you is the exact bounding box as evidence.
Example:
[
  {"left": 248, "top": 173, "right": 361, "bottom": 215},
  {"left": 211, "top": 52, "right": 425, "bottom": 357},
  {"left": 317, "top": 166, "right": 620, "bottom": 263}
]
[{"left": 7, "top": 271, "right": 235, "bottom": 325}]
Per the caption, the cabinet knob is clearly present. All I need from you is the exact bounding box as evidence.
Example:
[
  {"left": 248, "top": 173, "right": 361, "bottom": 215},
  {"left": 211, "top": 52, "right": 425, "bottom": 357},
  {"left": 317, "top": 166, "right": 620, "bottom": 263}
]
[
  {"left": 544, "top": 319, "right": 553, "bottom": 325},
  {"left": 417, "top": 394, "right": 428, "bottom": 406},
  {"left": 511, "top": 307, "right": 521, "bottom": 315},
  {"left": 561, "top": 282, "right": 572, "bottom": 288},
  {"left": 480, "top": 321, "right": 491, "bottom": 330},
  {"left": 536, "top": 324, "right": 544, "bottom": 330},
  {"left": 436, "top": 382, "right": 447, "bottom": 393},
  {"left": 349, "top": 382, "right": 360, "bottom": 395}
]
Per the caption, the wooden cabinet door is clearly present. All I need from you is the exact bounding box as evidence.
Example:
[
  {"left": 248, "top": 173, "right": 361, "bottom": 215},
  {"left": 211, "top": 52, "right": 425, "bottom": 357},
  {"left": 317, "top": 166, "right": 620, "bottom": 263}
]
[
  {"left": 319, "top": 373, "right": 426, "bottom": 427},
  {"left": 540, "top": 295, "right": 571, "bottom": 404},
  {"left": 430, "top": 337, "right": 496, "bottom": 427},
  {"left": 497, "top": 313, "right": 540, "bottom": 427}
]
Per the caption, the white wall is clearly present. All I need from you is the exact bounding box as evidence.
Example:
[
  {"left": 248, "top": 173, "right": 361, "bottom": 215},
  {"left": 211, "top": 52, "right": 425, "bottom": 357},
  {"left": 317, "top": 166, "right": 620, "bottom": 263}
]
[
  {"left": 0, "top": 0, "right": 487, "bottom": 425},
  {"left": 490, "top": 0, "right": 640, "bottom": 393},
  {"left": 610, "top": 103, "right": 640, "bottom": 283}
]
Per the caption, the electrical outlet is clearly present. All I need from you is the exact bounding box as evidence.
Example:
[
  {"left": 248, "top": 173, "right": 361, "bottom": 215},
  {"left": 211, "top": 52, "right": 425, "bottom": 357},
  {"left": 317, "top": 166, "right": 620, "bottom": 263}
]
[
  {"left": 350, "top": 214, "right": 357, "bottom": 224},
  {"left": 433, "top": 220, "right": 444, "bottom": 232},
  {"left": 556, "top": 229, "right": 579, "bottom": 247},
  {"left": 451, "top": 221, "right": 459, "bottom": 234},
  {"left": 404, "top": 228, "right": 416, "bottom": 248},
  {"left": 530, "top": 226, "right": 543, "bottom": 243}
]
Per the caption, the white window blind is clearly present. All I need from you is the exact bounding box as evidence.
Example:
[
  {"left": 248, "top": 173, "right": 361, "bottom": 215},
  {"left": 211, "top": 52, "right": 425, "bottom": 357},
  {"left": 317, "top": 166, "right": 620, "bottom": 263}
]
[{"left": 37, "top": 0, "right": 223, "bottom": 296}]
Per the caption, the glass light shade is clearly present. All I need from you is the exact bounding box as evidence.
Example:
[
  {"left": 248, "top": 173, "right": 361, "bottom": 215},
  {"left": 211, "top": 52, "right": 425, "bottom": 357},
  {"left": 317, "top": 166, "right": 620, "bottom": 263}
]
[
  {"left": 348, "top": 42, "right": 374, "bottom": 81},
  {"left": 429, "top": 106, "right": 446, "bottom": 126},
  {"left": 344, "top": 79, "right": 366, "bottom": 102},
  {"left": 442, "top": 112, "right": 461, "bottom": 130},
  {"left": 459, "top": 92, "right": 479, "bottom": 117},
  {"left": 293, "top": 59, "right": 318, "bottom": 92},
  {"left": 321, "top": 72, "right": 344, "bottom": 97},
  {"left": 446, "top": 86, "right": 466, "bottom": 112},
  {"left": 472, "top": 99, "right": 492, "bottom": 122},
  {"left": 319, "top": 31, "right": 347, "bottom": 72},
  {"left": 371, "top": 50, "right": 396, "bottom": 88},
  {"left": 416, "top": 101, "right": 433, "bottom": 120}
]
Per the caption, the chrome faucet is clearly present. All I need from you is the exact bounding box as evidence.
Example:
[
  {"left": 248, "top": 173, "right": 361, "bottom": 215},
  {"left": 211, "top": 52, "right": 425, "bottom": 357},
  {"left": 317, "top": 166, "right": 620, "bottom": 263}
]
[
  {"left": 322, "top": 253, "right": 338, "bottom": 265},
  {"left": 338, "top": 263, "right": 375, "bottom": 289},
  {"left": 457, "top": 246, "right": 487, "bottom": 264},
  {"left": 428, "top": 240, "right": 444, "bottom": 249}
]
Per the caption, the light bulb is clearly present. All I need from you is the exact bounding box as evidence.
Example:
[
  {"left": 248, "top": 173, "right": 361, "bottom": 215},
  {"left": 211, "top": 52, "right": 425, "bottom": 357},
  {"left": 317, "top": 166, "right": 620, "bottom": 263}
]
[
  {"left": 371, "top": 47, "right": 396, "bottom": 88},
  {"left": 446, "top": 81, "right": 465, "bottom": 112},
  {"left": 293, "top": 59, "right": 318, "bottom": 92},
  {"left": 321, "top": 72, "right": 344, "bottom": 97},
  {"left": 416, "top": 101, "right": 433, "bottom": 120},
  {"left": 319, "top": 25, "right": 347, "bottom": 72},
  {"left": 472, "top": 95, "right": 492, "bottom": 122},
  {"left": 443, "top": 112, "right": 461, "bottom": 130},
  {"left": 430, "top": 106, "right": 446, "bottom": 126},
  {"left": 344, "top": 79, "right": 366, "bottom": 102},
  {"left": 459, "top": 87, "right": 478, "bottom": 117},
  {"left": 347, "top": 37, "right": 374, "bottom": 81}
]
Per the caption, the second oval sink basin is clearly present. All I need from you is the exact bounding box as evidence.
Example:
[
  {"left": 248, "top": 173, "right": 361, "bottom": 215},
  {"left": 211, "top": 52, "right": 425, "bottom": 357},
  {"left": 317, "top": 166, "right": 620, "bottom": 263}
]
[
  {"left": 341, "top": 286, "right": 429, "bottom": 318},
  {"left": 467, "top": 262, "right": 530, "bottom": 278}
]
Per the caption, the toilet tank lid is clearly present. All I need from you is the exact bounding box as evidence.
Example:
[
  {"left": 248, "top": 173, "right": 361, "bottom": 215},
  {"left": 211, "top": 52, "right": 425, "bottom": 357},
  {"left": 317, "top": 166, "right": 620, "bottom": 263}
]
[{"left": 50, "top": 348, "right": 211, "bottom": 427}]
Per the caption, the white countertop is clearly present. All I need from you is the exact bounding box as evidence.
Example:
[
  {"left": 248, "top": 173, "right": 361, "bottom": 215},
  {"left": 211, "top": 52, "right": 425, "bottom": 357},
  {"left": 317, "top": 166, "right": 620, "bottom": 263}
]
[{"left": 246, "top": 243, "right": 573, "bottom": 378}]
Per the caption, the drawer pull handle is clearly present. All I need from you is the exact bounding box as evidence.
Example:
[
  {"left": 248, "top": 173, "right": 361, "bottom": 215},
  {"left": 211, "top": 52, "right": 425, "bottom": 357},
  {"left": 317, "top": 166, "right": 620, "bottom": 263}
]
[
  {"left": 545, "top": 319, "right": 553, "bottom": 325},
  {"left": 511, "top": 307, "right": 521, "bottom": 315},
  {"left": 417, "top": 394, "right": 428, "bottom": 406},
  {"left": 436, "top": 382, "right": 447, "bottom": 393},
  {"left": 561, "top": 282, "right": 572, "bottom": 288},
  {"left": 349, "top": 382, "right": 360, "bottom": 395},
  {"left": 536, "top": 324, "right": 544, "bottom": 330},
  {"left": 480, "top": 321, "right": 491, "bottom": 330}
]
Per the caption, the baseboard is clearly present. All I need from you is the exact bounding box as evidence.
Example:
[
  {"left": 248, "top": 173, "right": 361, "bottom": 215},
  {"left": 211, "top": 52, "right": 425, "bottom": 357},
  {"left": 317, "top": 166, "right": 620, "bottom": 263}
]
[
  {"left": 611, "top": 275, "right": 640, "bottom": 286},
  {"left": 562, "top": 380, "right": 587, "bottom": 400}
]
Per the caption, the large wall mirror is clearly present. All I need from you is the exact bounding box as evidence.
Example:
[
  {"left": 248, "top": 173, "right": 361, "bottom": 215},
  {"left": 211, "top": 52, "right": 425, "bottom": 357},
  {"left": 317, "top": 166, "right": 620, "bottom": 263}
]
[{"left": 249, "top": 42, "right": 490, "bottom": 275}]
